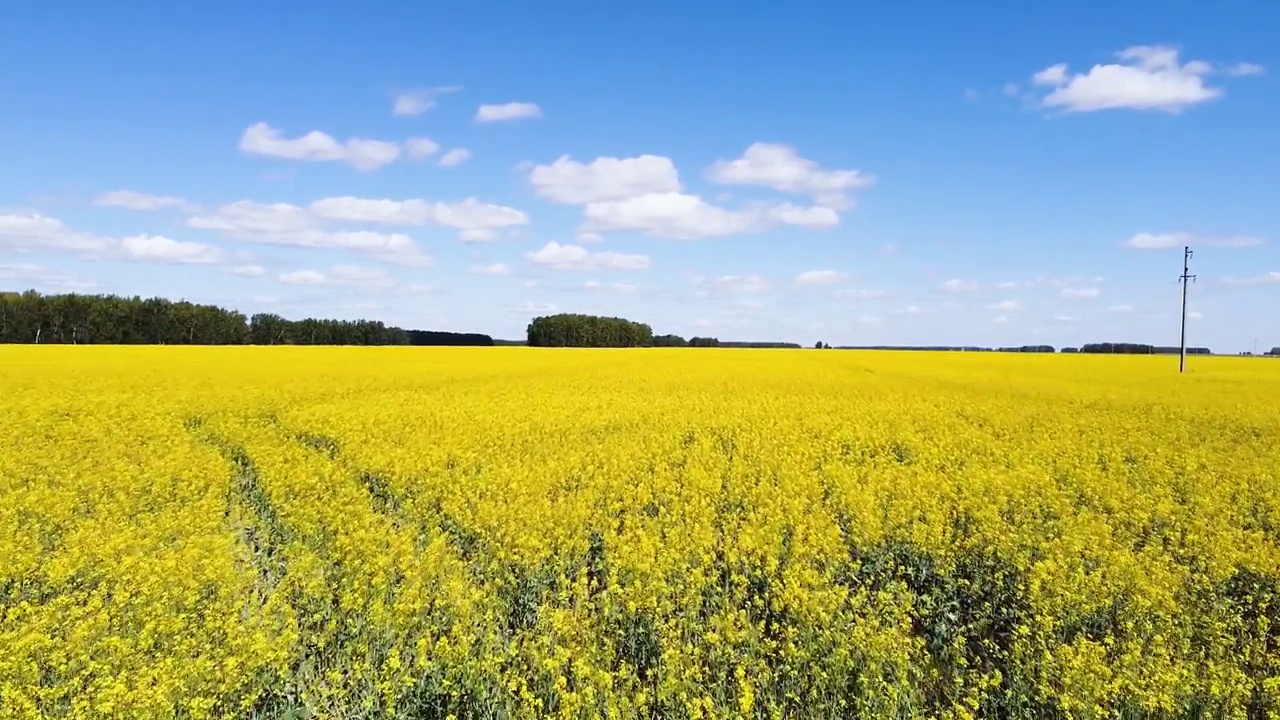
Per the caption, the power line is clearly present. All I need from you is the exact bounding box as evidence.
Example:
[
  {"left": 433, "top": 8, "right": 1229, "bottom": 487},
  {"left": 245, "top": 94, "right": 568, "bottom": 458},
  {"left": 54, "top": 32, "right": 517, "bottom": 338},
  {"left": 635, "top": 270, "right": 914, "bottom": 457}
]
[{"left": 1178, "top": 245, "right": 1196, "bottom": 373}]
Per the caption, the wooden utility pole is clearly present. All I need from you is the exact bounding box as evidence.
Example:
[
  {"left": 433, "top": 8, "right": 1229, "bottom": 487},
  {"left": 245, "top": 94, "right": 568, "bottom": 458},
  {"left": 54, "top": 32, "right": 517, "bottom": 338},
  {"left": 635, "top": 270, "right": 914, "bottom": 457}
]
[{"left": 1179, "top": 246, "right": 1196, "bottom": 373}]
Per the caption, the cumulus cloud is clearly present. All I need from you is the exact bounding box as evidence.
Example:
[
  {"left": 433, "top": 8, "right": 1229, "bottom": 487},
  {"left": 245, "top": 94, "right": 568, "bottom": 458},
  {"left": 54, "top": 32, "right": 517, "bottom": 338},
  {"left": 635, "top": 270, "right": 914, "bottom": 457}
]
[
  {"left": 895, "top": 305, "right": 933, "bottom": 315},
  {"left": 187, "top": 201, "right": 432, "bottom": 266},
  {"left": 529, "top": 155, "right": 682, "bottom": 204},
  {"left": 1029, "top": 46, "right": 1258, "bottom": 113},
  {"left": 1226, "top": 62, "right": 1265, "bottom": 77},
  {"left": 405, "top": 138, "right": 441, "bottom": 159},
  {"left": 940, "top": 278, "right": 980, "bottom": 293},
  {"left": 1223, "top": 271, "right": 1280, "bottom": 285},
  {"left": 232, "top": 264, "right": 266, "bottom": 277},
  {"left": 191, "top": 195, "right": 527, "bottom": 257},
  {"left": 0, "top": 213, "right": 111, "bottom": 253},
  {"left": 0, "top": 262, "right": 96, "bottom": 290},
  {"left": 707, "top": 142, "right": 873, "bottom": 210},
  {"left": 470, "top": 262, "right": 512, "bottom": 276},
  {"left": 239, "top": 122, "right": 402, "bottom": 171},
  {"left": 307, "top": 196, "right": 528, "bottom": 242},
  {"left": 517, "top": 301, "right": 558, "bottom": 314},
  {"left": 0, "top": 212, "right": 223, "bottom": 265},
  {"left": 94, "top": 190, "right": 193, "bottom": 212},
  {"left": 438, "top": 148, "right": 472, "bottom": 168},
  {"left": 1124, "top": 231, "right": 1265, "bottom": 249},
  {"left": 475, "top": 102, "right": 542, "bottom": 123},
  {"left": 794, "top": 269, "right": 849, "bottom": 286},
  {"left": 524, "top": 241, "right": 650, "bottom": 271},
  {"left": 1060, "top": 287, "right": 1100, "bottom": 299},
  {"left": 584, "top": 280, "right": 639, "bottom": 293},
  {"left": 985, "top": 299, "right": 1021, "bottom": 311},
  {"left": 276, "top": 265, "right": 408, "bottom": 291},
  {"left": 834, "top": 288, "right": 886, "bottom": 300},
  {"left": 581, "top": 192, "right": 836, "bottom": 240},
  {"left": 392, "top": 86, "right": 461, "bottom": 117},
  {"left": 707, "top": 274, "right": 771, "bottom": 293},
  {"left": 120, "top": 235, "right": 223, "bottom": 264}
]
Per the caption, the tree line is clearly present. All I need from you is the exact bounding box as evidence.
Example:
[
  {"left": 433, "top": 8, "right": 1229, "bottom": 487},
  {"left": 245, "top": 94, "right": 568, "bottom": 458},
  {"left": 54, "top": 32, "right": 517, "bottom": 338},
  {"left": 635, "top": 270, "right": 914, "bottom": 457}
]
[
  {"left": 0, "top": 290, "right": 494, "bottom": 346},
  {"left": 3, "top": 292, "right": 1245, "bottom": 354}
]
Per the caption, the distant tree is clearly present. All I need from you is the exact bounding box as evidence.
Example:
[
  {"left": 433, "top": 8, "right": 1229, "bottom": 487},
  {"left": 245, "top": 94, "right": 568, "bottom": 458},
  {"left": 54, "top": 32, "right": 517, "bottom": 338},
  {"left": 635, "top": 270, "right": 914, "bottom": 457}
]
[
  {"left": 997, "top": 345, "right": 1055, "bottom": 353},
  {"left": 1080, "top": 342, "right": 1212, "bottom": 356},
  {"left": 526, "top": 313, "right": 653, "bottom": 348},
  {"left": 406, "top": 330, "right": 494, "bottom": 346},
  {"left": 688, "top": 336, "right": 721, "bottom": 348},
  {"left": 652, "top": 334, "right": 688, "bottom": 347}
]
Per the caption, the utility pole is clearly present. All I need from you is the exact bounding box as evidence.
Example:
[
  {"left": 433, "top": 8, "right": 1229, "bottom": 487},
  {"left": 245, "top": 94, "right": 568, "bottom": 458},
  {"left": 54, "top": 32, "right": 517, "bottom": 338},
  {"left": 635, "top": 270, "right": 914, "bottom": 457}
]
[{"left": 1179, "top": 245, "right": 1196, "bottom": 373}]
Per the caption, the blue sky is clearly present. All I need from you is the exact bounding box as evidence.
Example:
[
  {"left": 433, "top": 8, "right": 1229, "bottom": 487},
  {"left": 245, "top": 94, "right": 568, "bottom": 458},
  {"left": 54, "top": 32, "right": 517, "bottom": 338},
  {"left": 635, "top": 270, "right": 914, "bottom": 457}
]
[{"left": 1, "top": 1, "right": 1277, "bottom": 350}]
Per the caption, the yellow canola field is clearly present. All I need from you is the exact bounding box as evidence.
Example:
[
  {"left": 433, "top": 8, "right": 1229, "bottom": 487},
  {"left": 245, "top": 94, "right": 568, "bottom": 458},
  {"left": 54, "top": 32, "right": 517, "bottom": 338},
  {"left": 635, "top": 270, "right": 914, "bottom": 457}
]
[{"left": 2, "top": 346, "right": 1279, "bottom": 720}]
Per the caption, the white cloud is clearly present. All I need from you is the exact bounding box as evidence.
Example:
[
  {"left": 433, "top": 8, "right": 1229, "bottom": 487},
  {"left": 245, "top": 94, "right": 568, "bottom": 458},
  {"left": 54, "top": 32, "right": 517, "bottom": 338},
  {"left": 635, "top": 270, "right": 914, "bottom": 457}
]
[
  {"left": 1223, "top": 271, "right": 1280, "bottom": 285},
  {"left": 1029, "top": 46, "right": 1256, "bottom": 113},
  {"left": 392, "top": 86, "right": 461, "bottom": 117},
  {"left": 584, "top": 280, "right": 638, "bottom": 293},
  {"left": 794, "top": 269, "right": 849, "bottom": 286},
  {"left": 710, "top": 274, "right": 771, "bottom": 293},
  {"left": 1052, "top": 314, "right": 1075, "bottom": 323},
  {"left": 517, "top": 301, "right": 558, "bottom": 314},
  {"left": 1060, "top": 287, "right": 1100, "bottom": 299},
  {"left": 1188, "top": 310, "right": 1204, "bottom": 320},
  {"left": 239, "top": 122, "right": 401, "bottom": 171},
  {"left": 0, "top": 213, "right": 110, "bottom": 253},
  {"left": 992, "top": 315, "right": 1010, "bottom": 324},
  {"left": 1108, "top": 304, "right": 1135, "bottom": 313},
  {"left": 120, "top": 235, "right": 223, "bottom": 264},
  {"left": 0, "top": 212, "right": 223, "bottom": 266},
  {"left": 529, "top": 155, "right": 681, "bottom": 204},
  {"left": 475, "top": 102, "right": 542, "bottom": 123},
  {"left": 405, "top": 137, "right": 441, "bottom": 159},
  {"left": 707, "top": 142, "right": 873, "bottom": 210},
  {"left": 576, "top": 232, "right": 604, "bottom": 244},
  {"left": 581, "top": 192, "right": 835, "bottom": 240},
  {"left": 0, "top": 262, "right": 96, "bottom": 290},
  {"left": 1226, "top": 62, "right": 1265, "bottom": 77},
  {"left": 995, "top": 280, "right": 1021, "bottom": 290},
  {"left": 896, "top": 305, "right": 933, "bottom": 315},
  {"left": 232, "top": 264, "right": 266, "bottom": 277},
  {"left": 187, "top": 201, "right": 432, "bottom": 267},
  {"left": 524, "top": 241, "right": 650, "bottom": 271},
  {"left": 309, "top": 196, "right": 531, "bottom": 238},
  {"left": 940, "top": 278, "right": 980, "bottom": 293},
  {"left": 438, "top": 148, "right": 472, "bottom": 168},
  {"left": 93, "top": 190, "right": 193, "bottom": 212},
  {"left": 765, "top": 204, "right": 840, "bottom": 228},
  {"left": 427, "top": 198, "right": 528, "bottom": 238},
  {"left": 986, "top": 299, "right": 1021, "bottom": 311},
  {"left": 834, "top": 288, "right": 886, "bottom": 300},
  {"left": 277, "top": 265, "right": 396, "bottom": 289},
  {"left": 308, "top": 197, "right": 432, "bottom": 226},
  {"left": 277, "top": 269, "right": 326, "bottom": 286},
  {"left": 188, "top": 200, "right": 314, "bottom": 235},
  {"left": 1124, "top": 231, "right": 1265, "bottom": 249},
  {"left": 195, "top": 196, "right": 525, "bottom": 251},
  {"left": 470, "top": 262, "right": 512, "bottom": 276}
]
